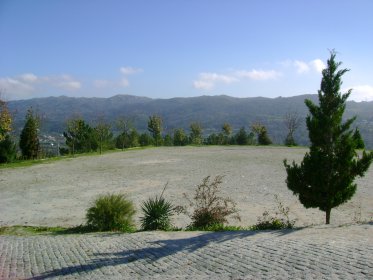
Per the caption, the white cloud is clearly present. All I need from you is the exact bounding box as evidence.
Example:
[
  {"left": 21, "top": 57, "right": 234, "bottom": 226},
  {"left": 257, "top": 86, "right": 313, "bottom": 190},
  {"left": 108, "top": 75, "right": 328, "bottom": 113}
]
[
  {"left": 0, "top": 73, "right": 82, "bottom": 99},
  {"left": 20, "top": 73, "right": 38, "bottom": 83},
  {"left": 118, "top": 66, "right": 143, "bottom": 87},
  {"left": 349, "top": 85, "right": 373, "bottom": 102},
  {"left": 288, "top": 59, "right": 326, "bottom": 74},
  {"left": 0, "top": 77, "right": 35, "bottom": 96},
  {"left": 235, "top": 69, "right": 281, "bottom": 80},
  {"left": 120, "top": 67, "right": 143, "bottom": 75},
  {"left": 310, "top": 59, "right": 326, "bottom": 73},
  {"left": 193, "top": 69, "right": 281, "bottom": 90},
  {"left": 293, "top": 61, "right": 310, "bottom": 74},
  {"left": 193, "top": 72, "right": 237, "bottom": 90}
]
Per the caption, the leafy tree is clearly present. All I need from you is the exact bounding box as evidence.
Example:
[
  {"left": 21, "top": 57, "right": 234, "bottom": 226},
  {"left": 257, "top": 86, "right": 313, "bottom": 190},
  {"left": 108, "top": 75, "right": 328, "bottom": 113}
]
[
  {"left": 284, "top": 51, "right": 373, "bottom": 224},
  {"left": 116, "top": 117, "right": 133, "bottom": 150},
  {"left": 173, "top": 128, "right": 188, "bottom": 146},
  {"left": 64, "top": 118, "right": 98, "bottom": 154},
  {"left": 94, "top": 117, "right": 113, "bottom": 154},
  {"left": 353, "top": 128, "right": 365, "bottom": 149},
  {"left": 0, "top": 99, "right": 12, "bottom": 142},
  {"left": 284, "top": 111, "right": 301, "bottom": 146},
  {"left": 252, "top": 123, "right": 272, "bottom": 145},
  {"left": 148, "top": 115, "right": 163, "bottom": 146},
  {"left": 221, "top": 123, "right": 232, "bottom": 145},
  {"left": 19, "top": 108, "right": 40, "bottom": 159},
  {"left": 190, "top": 122, "right": 203, "bottom": 145}
]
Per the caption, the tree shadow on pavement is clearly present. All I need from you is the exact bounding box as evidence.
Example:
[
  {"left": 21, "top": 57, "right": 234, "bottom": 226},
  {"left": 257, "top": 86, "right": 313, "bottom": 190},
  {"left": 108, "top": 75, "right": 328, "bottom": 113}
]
[{"left": 30, "top": 228, "right": 299, "bottom": 279}]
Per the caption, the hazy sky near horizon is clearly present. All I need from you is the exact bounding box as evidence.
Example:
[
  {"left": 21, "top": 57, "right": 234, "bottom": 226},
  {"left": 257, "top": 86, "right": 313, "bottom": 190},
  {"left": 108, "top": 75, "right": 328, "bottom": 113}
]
[{"left": 1, "top": 0, "right": 373, "bottom": 101}]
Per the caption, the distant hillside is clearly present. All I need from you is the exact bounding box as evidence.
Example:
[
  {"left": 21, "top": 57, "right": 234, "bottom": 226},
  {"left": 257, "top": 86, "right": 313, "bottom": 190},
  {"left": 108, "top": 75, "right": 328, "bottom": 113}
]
[{"left": 8, "top": 94, "right": 373, "bottom": 149}]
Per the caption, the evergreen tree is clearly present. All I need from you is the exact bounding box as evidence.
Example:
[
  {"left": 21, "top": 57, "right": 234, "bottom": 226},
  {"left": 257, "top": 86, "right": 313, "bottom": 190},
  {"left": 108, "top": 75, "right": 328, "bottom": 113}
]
[
  {"left": 0, "top": 134, "right": 16, "bottom": 163},
  {"left": 235, "top": 127, "right": 248, "bottom": 145},
  {"left": 284, "top": 51, "right": 373, "bottom": 224},
  {"left": 19, "top": 108, "right": 40, "bottom": 159},
  {"left": 147, "top": 115, "right": 163, "bottom": 146},
  {"left": 353, "top": 128, "right": 365, "bottom": 149}
]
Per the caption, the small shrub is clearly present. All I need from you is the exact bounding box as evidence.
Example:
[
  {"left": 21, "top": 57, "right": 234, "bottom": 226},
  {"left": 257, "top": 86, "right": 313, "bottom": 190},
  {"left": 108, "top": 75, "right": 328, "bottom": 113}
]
[
  {"left": 251, "top": 195, "right": 295, "bottom": 230},
  {"left": 183, "top": 175, "right": 240, "bottom": 229},
  {"left": 86, "top": 193, "right": 136, "bottom": 232},
  {"left": 140, "top": 183, "right": 175, "bottom": 230}
]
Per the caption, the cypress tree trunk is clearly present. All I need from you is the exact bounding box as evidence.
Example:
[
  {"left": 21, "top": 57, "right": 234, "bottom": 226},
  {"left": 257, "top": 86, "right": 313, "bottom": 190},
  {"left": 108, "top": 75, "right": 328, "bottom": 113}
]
[{"left": 326, "top": 208, "right": 331, "bottom": 224}]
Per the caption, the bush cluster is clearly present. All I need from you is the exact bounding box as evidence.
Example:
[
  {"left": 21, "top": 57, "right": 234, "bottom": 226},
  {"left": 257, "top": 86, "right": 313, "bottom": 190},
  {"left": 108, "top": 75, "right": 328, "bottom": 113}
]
[{"left": 84, "top": 178, "right": 296, "bottom": 233}]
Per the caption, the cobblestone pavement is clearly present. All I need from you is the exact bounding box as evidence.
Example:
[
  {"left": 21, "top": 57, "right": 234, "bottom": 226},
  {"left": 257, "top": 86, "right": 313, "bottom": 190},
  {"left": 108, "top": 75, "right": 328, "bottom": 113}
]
[{"left": 0, "top": 224, "right": 372, "bottom": 279}]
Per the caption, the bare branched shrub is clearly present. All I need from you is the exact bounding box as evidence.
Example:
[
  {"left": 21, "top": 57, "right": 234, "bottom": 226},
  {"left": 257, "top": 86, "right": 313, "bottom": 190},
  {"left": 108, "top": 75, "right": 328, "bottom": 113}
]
[
  {"left": 251, "top": 195, "right": 295, "bottom": 230},
  {"left": 182, "top": 175, "right": 241, "bottom": 229}
]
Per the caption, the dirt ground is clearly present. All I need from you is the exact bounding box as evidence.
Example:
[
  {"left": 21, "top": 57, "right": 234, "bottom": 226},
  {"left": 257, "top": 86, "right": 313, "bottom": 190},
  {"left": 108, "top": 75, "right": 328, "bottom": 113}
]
[{"left": 0, "top": 146, "right": 372, "bottom": 228}]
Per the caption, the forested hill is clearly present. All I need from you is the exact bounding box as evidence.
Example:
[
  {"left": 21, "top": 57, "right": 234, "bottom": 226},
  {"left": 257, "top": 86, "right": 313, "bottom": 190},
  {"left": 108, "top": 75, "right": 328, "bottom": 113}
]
[{"left": 8, "top": 94, "right": 373, "bottom": 148}]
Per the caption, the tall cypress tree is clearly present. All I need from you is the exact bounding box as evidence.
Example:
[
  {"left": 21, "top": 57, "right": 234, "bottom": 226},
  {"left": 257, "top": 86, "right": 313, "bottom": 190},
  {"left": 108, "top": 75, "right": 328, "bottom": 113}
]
[
  {"left": 284, "top": 51, "right": 373, "bottom": 224},
  {"left": 19, "top": 108, "right": 40, "bottom": 159}
]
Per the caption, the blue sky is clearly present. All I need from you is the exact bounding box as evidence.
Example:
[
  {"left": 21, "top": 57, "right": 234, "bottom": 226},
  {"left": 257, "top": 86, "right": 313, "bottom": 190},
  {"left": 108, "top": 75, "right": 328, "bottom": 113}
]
[{"left": 1, "top": 0, "right": 373, "bottom": 101}]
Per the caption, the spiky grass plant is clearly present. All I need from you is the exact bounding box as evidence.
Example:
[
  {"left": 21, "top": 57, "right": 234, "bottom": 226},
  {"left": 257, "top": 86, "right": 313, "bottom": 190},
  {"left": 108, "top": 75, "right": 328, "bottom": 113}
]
[
  {"left": 86, "top": 193, "right": 135, "bottom": 232},
  {"left": 140, "top": 183, "right": 175, "bottom": 231}
]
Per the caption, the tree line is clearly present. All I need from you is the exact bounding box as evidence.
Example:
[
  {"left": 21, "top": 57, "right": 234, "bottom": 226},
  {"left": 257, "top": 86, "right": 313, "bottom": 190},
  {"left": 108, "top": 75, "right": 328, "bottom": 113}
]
[{"left": 0, "top": 96, "right": 366, "bottom": 162}]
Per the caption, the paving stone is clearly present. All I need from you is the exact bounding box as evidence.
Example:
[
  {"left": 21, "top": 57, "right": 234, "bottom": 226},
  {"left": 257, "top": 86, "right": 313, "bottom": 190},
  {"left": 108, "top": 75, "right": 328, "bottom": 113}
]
[{"left": 0, "top": 224, "right": 372, "bottom": 279}]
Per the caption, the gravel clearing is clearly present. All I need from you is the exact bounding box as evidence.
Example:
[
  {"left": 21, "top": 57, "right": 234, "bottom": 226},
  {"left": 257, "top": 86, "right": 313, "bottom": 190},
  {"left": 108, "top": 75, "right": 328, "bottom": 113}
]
[{"left": 0, "top": 146, "right": 372, "bottom": 228}]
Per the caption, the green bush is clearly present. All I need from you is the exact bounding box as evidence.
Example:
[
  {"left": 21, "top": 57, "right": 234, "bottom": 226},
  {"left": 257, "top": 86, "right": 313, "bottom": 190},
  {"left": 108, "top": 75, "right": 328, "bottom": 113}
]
[
  {"left": 140, "top": 183, "right": 175, "bottom": 230},
  {"left": 251, "top": 195, "right": 295, "bottom": 230},
  {"left": 86, "top": 193, "right": 136, "bottom": 232},
  {"left": 183, "top": 175, "right": 240, "bottom": 229},
  {"left": 250, "top": 211, "right": 293, "bottom": 230}
]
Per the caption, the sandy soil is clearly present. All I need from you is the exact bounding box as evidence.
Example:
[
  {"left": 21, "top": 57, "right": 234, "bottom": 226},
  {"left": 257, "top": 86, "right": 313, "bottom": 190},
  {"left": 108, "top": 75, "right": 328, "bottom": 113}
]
[{"left": 0, "top": 146, "right": 372, "bottom": 228}]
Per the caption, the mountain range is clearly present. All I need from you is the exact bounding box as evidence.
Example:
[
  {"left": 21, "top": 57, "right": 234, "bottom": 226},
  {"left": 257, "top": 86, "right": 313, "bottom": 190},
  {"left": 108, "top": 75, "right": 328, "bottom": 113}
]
[{"left": 7, "top": 94, "right": 373, "bottom": 149}]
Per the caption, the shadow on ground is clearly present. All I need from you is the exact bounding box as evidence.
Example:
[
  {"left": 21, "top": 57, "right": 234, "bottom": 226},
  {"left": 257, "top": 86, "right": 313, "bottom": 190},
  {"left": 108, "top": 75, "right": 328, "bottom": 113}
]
[{"left": 31, "top": 228, "right": 298, "bottom": 279}]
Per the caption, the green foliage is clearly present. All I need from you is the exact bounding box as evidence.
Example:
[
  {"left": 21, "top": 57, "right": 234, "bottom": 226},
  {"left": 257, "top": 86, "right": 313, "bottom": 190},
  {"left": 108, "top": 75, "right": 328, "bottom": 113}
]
[
  {"left": 353, "top": 128, "right": 365, "bottom": 149},
  {"left": 19, "top": 108, "right": 40, "bottom": 159},
  {"left": 250, "top": 211, "right": 293, "bottom": 230},
  {"left": 0, "top": 134, "right": 16, "bottom": 163},
  {"left": 183, "top": 175, "right": 240, "bottom": 229},
  {"left": 284, "top": 51, "right": 373, "bottom": 224},
  {"left": 148, "top": 115, "right": 163, "bottom": 146},
  {"left": 163, "top": 134, "right": 173, "bottom": 146},
  {"left": 64, "top": 118, "right": 98, "bottom": 154},
  {"left": 139, "top": 132, "right": 154, "bottom": 146},
  {"left": 252, "top": 123, "right": 272, "bottom": 145},
  {"left": 173, "top": 128, "right": 188, "bottom": 146},
  {"left": 251, "top": 195, "right": 295, "bottom": 230},
  {"left": 140, "top": 184, "right": 175, "bottom": 230},
  {"left": 86, "top": 193, "right": 136, "bottom": 232},
  {"left": 235, "top": 127, "right": 248, "bottom": 145},
  {"left": 0, "top": 99, "right": 12, "bottom": 142},
  {"left": 115, "top": 128, "right": 139, "bottom": 149},
  {"left": 94, "top": 118, "right": 114, "bottom": 154},
  {"left": 189, "top": 122, "right": 203, "bottom": 145},
  {"left": 284, "top": 133, "right": 297, "bottom": 146},
  {"left": 186, "top": 223, "right": 244, "bottom": 231}
]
